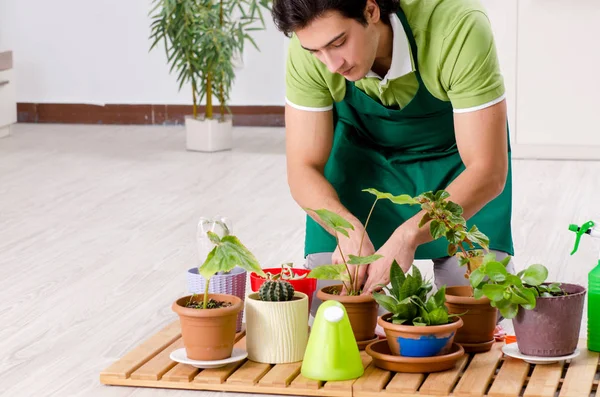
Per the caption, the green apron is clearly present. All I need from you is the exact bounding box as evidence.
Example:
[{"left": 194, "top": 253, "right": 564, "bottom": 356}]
[{"left": 304, "top": 6, "right": 514, "bottom": 260}]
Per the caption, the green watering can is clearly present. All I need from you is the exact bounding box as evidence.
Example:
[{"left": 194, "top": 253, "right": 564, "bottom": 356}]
[{"left": 301, "top": 300, "right": 364, "bottom": 381}]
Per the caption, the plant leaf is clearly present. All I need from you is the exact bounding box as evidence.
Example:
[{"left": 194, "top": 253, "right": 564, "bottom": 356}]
[
  {"left": 306, "top": 208, "right": 354, "bottom": 235},
  {"left": 389, "top": 259, "right": 405, "bottom": 298},
  {"left": 307, "top": 264, "right": 350, "bottom": 281},
  {"left": 485, "top": 261, "right": 508, "bottom": 282},
  {"left": 419, "top": 213, "right": 432, "bottom": 228},
  {"left": 207, "top": 231, "right": 221, "bottom": 244},
  {"left": 522, "top": 264, "right": 548, "bottom": 286},
  {"left": 199, "top": 235, "right": 264, "bottom": 279},
  {"left": 469, "top": 267, "right": 485, "bottom": 288},
  {"left": 428, "top": 307, "right": 449, "bottom": 325},
  {"left": 430, "top": 220, "right": 446, "bottom": 240},
  {"left": 433, "top": 285, "right": 446, "bottom": 307},
  {"left": 348, "top": 254, "right": 383, "bottom": 265},
  {"left": 392, "top": 318, "right": 407, "bottom": 325},
  {"left": 372, "top": 293, "right": 399, "bottom": 313},
  {"left": 448, "top": 243, "right": 458, "bottom": 257},
  {"left": 435, "top": 190, "right": 450, "bottom": 201},
  {"left": 519, "top": 288, "right": 537, "bottom": 309},
  {"left": 482, "top": 284, "right": 506, "bottom": 301},
  {"left": 399, "top": 275, "right": 421, "bottom": 301},
  {"left": 473, "top": 287, "right": 485, "bottom": 299},
  {"left": 362, "top": 188, "right": 419, "bottom": 205},
  {"left": 467, "top": 225, "right": 490, "bottom": 249},
  {"left": 445, "top": 201, "right": 463, "bottom": 216}
]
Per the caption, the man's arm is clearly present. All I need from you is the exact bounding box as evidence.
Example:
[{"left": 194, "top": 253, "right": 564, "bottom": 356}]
[{"left": 285, "top": 104, "right": 362, "bottom": 232}]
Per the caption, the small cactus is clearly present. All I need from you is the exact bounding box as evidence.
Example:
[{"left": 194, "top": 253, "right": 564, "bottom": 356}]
[{"left": 259, "top": 279, "right": 295, "bottom": 302}]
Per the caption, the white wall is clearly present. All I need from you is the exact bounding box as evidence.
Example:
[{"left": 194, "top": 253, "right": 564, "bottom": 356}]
[{"left": 0, "top": 0, "right": 286, "bottom": 106}]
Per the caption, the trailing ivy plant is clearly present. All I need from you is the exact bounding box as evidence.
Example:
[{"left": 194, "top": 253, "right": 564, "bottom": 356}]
[
  {"left": 469, "top": 253, "right": 564, "bottom": 319},
  {"left": 149, "top": 0, "right": 270, "bottom": 121},
  {"left": 196, "top": 231, "right": 266, "bottom": 309},
  {"left": 373, "top": 261, "right": 457, "bottom": 326}
]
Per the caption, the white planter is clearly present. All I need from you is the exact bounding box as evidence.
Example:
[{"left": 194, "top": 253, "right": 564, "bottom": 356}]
[
  {"left": 245, "top": 292, "right": 309, "bottom": 364},
  {"left": 185, "top": 114, "right": 232, "bottom": 152}
]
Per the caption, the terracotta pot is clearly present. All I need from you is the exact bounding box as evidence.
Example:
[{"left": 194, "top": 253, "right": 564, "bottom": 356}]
[
  {"left": 172, "top": 293, "right": 242, "bottom": 361},
  {"left": 316, "top": 285, "right": 378, "bottom": 342},
  {"left": 245, "top": 292, "right": 309, "bottom": 364},
  {"left": 378, "top": 313, "right": 463, "bottom": 357},
  {"left": 512, "top": 283, "right": 586, "bottom": 357},
  {"left": 445, "top": 285, "right": 497, "bottom": 349}
]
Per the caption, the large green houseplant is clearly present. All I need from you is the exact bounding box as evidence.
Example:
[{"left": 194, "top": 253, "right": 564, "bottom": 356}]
[{"left": 149, "top": 0, "right": 270, "bottom": 152}]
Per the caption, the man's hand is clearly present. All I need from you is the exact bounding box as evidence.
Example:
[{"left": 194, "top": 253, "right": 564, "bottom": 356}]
[
  {"left": 361, "top": 227, "right": 417, "bottom": 295},
  {"left": 333, "top": 224, "right": 376, "bottom": 294}
]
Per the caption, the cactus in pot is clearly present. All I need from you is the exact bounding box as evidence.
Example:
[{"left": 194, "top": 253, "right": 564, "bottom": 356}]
[{"left": 246, "top": 275, "right": 309, "bottom": 363}]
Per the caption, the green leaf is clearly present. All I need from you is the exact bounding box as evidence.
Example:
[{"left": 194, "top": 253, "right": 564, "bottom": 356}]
[
  {"left": 412, "top": 265, "right": 423, "bottom": 282},
  {"left": 305, "top": 208, "right": 354, "bottom": 235},
  {"left": 333, "top": 226, "right": 350, "bottom": 238},
  {"left": 199, "top": 235, "right": 264, "bottom": 279},
  {"left": 419, "top": 213, "right": 432, "bottom": 228},
  {"left": 393, "top": 302, "right": 417, "bottom": 321},
  {"left": 430, "top": 220, "right": 446, "bottom": 240},
  {"left": 500, "top": 256, "right": 512, "bottom": 268},
  {"left": 483, "top": 252, "right": 497, "bottom": 265},
  {"left": 519, "top": 288, "right": 537, "bottom": 309},
  {"left": 473, "top": 287, "right": 485, "bottom": 299},
  {"left": 482, "top": 284, "right": 506, "bottom": 301},
  {"left": 548, "top": 283, "right": 562, "bottom": 293},
  {"left": 466, "top": 225, "right": 490, "bottom": 249},
  {"left": 399, "top": 275, "right": 421, "bottom": 301},
  {"left": 469, "top": 267, "right": 486, "bottom": 288},
  {"left": 485, "top": 261, "right": 508, "bottom": 282},
  {"left": 362, "top": 188, "right": 419, "bottom": 205},
  {"left": 389, "top": 259, "right": 405, "bottom": 298},
  {"left": 445, "top": 201, "right": 463, "bottom": 216},
  {"left": 392, "top": 318, "right": 407, "bottom": 325},
  {"left": 448, "top": 243, "right": 458, "bottom": 257},
  {"left": 435, "top": 190, "right": 450, "bottom": 201},
  {"left": 541, "top": 292, "right": 553, "bottom": 298},
  {"left": 307, "top": 264, "right": 350, "bottom": 281},
  {"left": 348, "top": 254, "right": 383, "bottom": 266},
  {"left": 206, "top": 231, "right": 221, "bottom": 244},
  {"left": 433, "top": 285, "right": 446, "bottom": 307},
  {"left": 428, "top": 307, "right": 449, "bottom": 325},
  {"left": 506, "top": 274, "right": 524, "bottom": 287},
  {"left": 499, "top": 303, "right": 519, "bottom": 319},
  {"left": 372, "top": 293, "right": 399, "bottom": 313},
  {"left": 522, "top": 264, "right": 548, "bottom": 286}
]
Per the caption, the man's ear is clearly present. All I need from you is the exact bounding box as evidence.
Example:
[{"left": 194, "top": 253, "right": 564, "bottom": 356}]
[{"left": 364, "top": 0, "right": 381, "bottom": 24}]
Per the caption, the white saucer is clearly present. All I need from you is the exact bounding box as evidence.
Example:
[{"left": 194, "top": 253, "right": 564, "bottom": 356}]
[
  {"left": 502, "top": 343, "right": 580, "bottom": 364},
  {"left": 170, "top": 348, "right": 248, "bottom": 369}
]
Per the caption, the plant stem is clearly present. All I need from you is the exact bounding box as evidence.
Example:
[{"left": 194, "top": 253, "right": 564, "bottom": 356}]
[
  {"left": 192, "top": 80, "right": 198, "bottom": 119},
  {"left": 206, "top": 72, "right": 213, "bottom": 119},
  {"left": 219, "top": 0, "right": 225, "bottom": 122},
  {"left": 334, "top": 231, "right": 354, "bottom": 292},
  {"left": 203, "top": 278, "right": 210, "bottom": 309},
  {"left": 355, "top": 198, "right": 378, "bottom": 290}
]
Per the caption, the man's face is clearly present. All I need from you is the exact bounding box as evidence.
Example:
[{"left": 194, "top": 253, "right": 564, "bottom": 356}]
[{"left": 295, "top": 10, "right": 379, "bottom": 81}]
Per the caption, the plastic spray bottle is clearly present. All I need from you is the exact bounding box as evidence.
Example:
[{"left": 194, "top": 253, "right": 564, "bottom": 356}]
[{"left": 569, "top": 220, "right": 600, "bottom": 352}]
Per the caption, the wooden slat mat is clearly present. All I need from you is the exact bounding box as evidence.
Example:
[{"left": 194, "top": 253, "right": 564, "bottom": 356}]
[{"left": 101, "top": 321, "right": 600, "bottom": 396}]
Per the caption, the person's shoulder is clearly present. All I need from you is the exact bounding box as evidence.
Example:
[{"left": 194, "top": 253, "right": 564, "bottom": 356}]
[{"left": 402, "top": 0, "right": 490, "bottom": 37}]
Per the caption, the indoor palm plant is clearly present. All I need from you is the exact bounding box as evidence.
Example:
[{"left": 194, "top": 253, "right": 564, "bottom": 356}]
[{"left": 149, "top": 0, "right": 270, "bottom": 152}]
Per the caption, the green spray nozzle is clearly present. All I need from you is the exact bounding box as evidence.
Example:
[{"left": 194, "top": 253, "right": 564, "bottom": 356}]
[{"left": 569, "top": 220, "right": 595, "bottom": 255}]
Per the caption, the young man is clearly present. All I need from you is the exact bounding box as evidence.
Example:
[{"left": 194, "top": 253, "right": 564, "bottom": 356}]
[{"left": 271, "top": 0, "right": 515, "bottom": 315}]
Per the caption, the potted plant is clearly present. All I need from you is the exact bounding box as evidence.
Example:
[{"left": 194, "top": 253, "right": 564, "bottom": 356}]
[
  {"left": 249, "top": 263, "right": 318, "bottom": 308},
  {"left": 305, "top": 203, "right": 388, "bottom": 345},
  {"left": 372, "top": 260, "right": 463, "bottom": 357},
  {"left": 471, "top": 256, "right": 586, "bottom": 356},
  {"left": 172, "top": 231, "right": 266, "bottom": 361},
  {"left": 365, "top": 188, "right": 501, "bottom": 352},
  {"left": 186, "top": 217, "right": 246, "bottom": 332},
  {"left": 149, "top": 0, "right": 270, "bottom": 152},
  {"left": 246, "top": 276, "right": 309, "bottom": 363}
]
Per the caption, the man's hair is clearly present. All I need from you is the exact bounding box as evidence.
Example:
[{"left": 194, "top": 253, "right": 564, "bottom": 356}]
[{"left": 272, "top": 0, "right": 400, "bottom": 37}]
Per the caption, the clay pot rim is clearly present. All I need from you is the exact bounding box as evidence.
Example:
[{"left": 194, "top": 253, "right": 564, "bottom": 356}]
[
  {"left": 316, "top": 285, "right": 375, "bottom": 303},
  {"left": 445, "top": 285, "right": 491, "bottom": 305},
  {"left": 378, "top": 312, "right": 463, "bottom": 334},
  {"left": 172, "top": 293, "right": 242, "bottom": 317},
  {"left": 366, "top": 340, "right": 465, "bottom": 363},
  {"left": 247, "top": 291, "right": 308, "bottom": 304}
]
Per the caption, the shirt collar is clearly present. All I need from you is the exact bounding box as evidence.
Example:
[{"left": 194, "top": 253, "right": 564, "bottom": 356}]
[{"left": 365, "top": 13, "right": 414, "bottom": 84}]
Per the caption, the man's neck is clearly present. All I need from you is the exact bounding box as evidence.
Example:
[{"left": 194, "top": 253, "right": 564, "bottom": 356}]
[{"left": 371, "top": 22, "right": 393, "bottom": 78}]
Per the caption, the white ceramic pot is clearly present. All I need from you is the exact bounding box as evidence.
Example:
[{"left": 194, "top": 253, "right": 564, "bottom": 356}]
[
  {"left": 185, "top": 114, "right": 232, "bottom": 152},
  {"left": 245, "top": 291, "right": 309, "bottom": 364}
]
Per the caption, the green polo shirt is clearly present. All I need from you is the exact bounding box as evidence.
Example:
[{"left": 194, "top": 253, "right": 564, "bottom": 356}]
[{"left": 285, "top": 0, "right": 505, "bottom": 113}]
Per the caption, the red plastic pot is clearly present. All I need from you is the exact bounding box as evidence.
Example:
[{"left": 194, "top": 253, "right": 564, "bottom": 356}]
[{"left": 250, "top": 268, "right": 317, "bottom": 308}]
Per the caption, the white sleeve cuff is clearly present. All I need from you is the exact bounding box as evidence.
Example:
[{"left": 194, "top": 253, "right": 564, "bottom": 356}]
[
  {"left": 452, "top": 93, "right": 506, "bottom": 114},
  {"left": 285, "top": 97, "right": 333, "bottom": 112}
]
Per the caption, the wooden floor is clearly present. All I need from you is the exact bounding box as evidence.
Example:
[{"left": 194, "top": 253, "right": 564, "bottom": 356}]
[{"left": 1, "top": 123, "right": 599, "bottom": 397}]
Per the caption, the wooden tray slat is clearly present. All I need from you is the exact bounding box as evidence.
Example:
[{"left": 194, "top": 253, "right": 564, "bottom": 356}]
[
  {"left": 289, "top": 374, "right": 323, "bottom": 391},
  {"left": 193, "top": 360, "right": 245, "bottom": 384},
  {"left": 385, "top": 373, "right": 425, "bottom": 394},
  {"left": 226, "top": 360, "right": 272, "bottom": 385},
  {"left": 258, "top": 362, "right": 302, "bottom": 387},
  {"left": 418, "top": 354, "right": 469, "bottom": 396},
  {"left": 130, "top": 338, "right": 184, "bottom": 380},
  {"left": 524, "top": 362, "right": 565, "bottom": 397},
  {"left": 453, "top": 343, "right": 503, "bottom": 397},
  {"left": 559, "top": 346, "right": 600, "bottom": 397},
  {"left": 487, "top": 357, "right": 530, "bottom": 397},
  {"left": 100, "top": 320, "right": 181, "bottom": 380},
  {"left": 162, "top": 363, "right": 199, "bottom": 382},
  {"left": 353, "top": 364, "right": 392, "bottom": 393}
]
